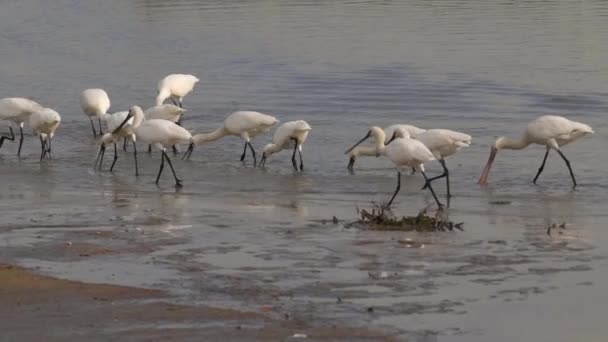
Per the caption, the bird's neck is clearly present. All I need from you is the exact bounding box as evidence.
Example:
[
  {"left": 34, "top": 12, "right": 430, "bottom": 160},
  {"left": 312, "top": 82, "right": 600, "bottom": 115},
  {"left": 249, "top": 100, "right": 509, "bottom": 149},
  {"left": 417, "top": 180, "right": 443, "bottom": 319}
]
[
  {"left": 156, "top": 91, "right": 170, "bottom": 106},
  {"left": 498, "top": 136, "right": 530, "bottom": 150},
  {"left": 265, "top": 144, "right": 282, "bottom": 155},
  {"left": 132, "top": 109, "right": 145, "bottom": 128},
  {"left": 193, "top": 127, "right": 228, "bottom": 145}
]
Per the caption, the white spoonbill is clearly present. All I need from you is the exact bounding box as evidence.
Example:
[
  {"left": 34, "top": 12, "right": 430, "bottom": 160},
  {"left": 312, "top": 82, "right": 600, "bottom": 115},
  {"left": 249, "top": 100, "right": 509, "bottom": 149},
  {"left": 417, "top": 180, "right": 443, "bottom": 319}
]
[
  {"left": 156, "top": 74, "right": 199, "bottom": 110},
  {"left": 112, "top": 106, "right": 193, "bottom": 187},
  {"left": 0, "top": 97, "right": 44, "bottom": 157},
  {"left": 414, "top": 129, "right": 471, "bottom": 198},
  {"left": 185, "top": 111, "right": 279, "bottom": 165},
  {"left": 478, "top": 115, "right": 593, "bottom": 187},
  {"left": 95, "top": 110, "right": 138, "bottom": 175},
  {"left": 259, "top": 120, "right": 312, "bottom": 171},
  {"left": 145, "top": 104, "right": 186, "bottom": 153},
  {"left": 29, "top": 108, "right": 61, "bottom": 161},
  {"left": 346, "top": 126, "right": 442, "bottom": 208},
  {"left": 347, "top": 124, "right": 425, "bottom": 170},
  {"left": 81, "top": 89, "right": 110, "bottom": 137}
]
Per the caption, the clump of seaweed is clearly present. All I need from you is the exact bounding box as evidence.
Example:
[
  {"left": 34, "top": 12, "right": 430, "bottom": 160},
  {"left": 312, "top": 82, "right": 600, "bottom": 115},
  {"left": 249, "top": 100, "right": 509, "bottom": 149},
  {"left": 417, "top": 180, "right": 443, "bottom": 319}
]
[{"left": 345, "top": 202, "right": 463, "bottom": 232}]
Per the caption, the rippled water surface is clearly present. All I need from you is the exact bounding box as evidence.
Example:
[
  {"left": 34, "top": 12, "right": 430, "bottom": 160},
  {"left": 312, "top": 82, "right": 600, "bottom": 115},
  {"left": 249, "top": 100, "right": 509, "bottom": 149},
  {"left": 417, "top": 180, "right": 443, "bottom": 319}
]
[{"left": 1, "top": 0, "right": 608, "bottom": 340}]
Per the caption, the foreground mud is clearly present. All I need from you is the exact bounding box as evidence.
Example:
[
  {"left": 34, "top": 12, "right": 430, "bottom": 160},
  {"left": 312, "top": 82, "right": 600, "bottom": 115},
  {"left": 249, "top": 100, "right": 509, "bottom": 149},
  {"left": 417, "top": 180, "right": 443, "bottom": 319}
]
[{"left": 0, "top": 264, "right": 396, "bottom": 341}]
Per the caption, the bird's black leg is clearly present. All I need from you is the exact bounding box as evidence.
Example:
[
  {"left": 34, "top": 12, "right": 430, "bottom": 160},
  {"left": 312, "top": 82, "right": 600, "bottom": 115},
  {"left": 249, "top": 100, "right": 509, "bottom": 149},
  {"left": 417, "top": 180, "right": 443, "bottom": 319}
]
[
  {"left": 163, "top": 150, "right": 183, "bottom": 187},
  {"left": 17, "top": 126, "right": 24, "bottom": 158},
  {"left": 422, "top": 171, "right": 443, "bottom": 208},
  {"left": 533, "top": 149, "right": 550, "bottom": 184},
  {"left": 123, "top": 137, "right": 128, "bottom": 152},
  {"left": 0, "top": 126, "right": 15, "bottom": 150},
  {"left": 172, "top": 145, "right": 178, "bottom": 154},
  {"left": 94, "top": 144, "right": 105, "bottom": 168},
  {"left": 133, "top": 140, "right": 139, "bottom": 177},
  {"left": 110, "top": 143, "right": 118, "bottom": 172},
  {"left": 98, "top": 118, "right": 104, "bottom": 135},
  {"left": 182, "top": 142, "right": 194, "bottom": 160},
  {"left": 90, "top": 118, "right": 97, "bottom": 138},
  {"left": 385, "top": 171, "right": 402, "bottom": 208},
  {"left": 178, "top": 100, "right": 183, "bottom": 109},
  {"left": 147, "top": 144, "right": 152, "bottom": 154},
  {"left": 247, "top": 142, "right": 257, "bottom": 166},
  {"left": 422, "top": 159, "right": 450, "bottom": 197},
  {"left": 291, "top": 138, "right": 298, "bottom": 171},
  {"left": 46, "top": 136, "right": 52, "bottom": 159},
  {"left": 155, "top": 152, "right": 165, "bottom": 184},
  {"left": 557, "top": 150, "right": 577, "bottom": 187},
  {"left": 347, "top": 156, "right": 355, "bottom": 171},
  {"left": 171, "top": 98, "right": 179, "bottom": 106},
  {"left": 240, "top": 142, "right": 248, "bottom": 161},
  {"left": 410, "top": 167, "right": 416, "bottom": 175},
  {"left": 39, "top": 135, "right": 46, "bottom": 161}
]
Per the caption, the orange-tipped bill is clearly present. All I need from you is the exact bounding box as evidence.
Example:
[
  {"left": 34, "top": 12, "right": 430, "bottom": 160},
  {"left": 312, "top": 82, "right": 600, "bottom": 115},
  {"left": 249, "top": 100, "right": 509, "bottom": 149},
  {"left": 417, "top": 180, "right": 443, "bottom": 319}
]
[{"left": 478, "top": 146, "right": 497, "bottom": 185}]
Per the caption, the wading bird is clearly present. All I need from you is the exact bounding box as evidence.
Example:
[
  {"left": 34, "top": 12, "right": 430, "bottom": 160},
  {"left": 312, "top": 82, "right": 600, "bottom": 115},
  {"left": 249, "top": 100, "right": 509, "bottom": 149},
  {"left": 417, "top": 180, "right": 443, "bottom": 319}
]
[
  {"left": 0, "top": 97, "right": 44, "bottom": 157},
  {"left": 81, "top": 89, "right": 110, "bottom": 137},
  {"left": 346, "top": 126, "right": 442, "bottom": 208},
  {"left": 112, "top": 106, "right": 193, "bottom": 187},
  {"left": 156, "top": 74, "right": 199, "bottom": 110},
  {"left": 478, "top": 115, "right": 593, "bottom": 186},
  {"left": 144, "top": 104, "right": 186, "bottom": 153},
  {"left": 95, "top": 111, "right": 137, "bottom": 175},
  {"left": 29, "top": 108, "right": 61, "bottom": 161},
  {"left": 185, "top": 111, "right": 279, "bottom": 165},
  {"left": 347, "top": 124, "right": 425, "bottom": 171},
  {"left": 259, "top": 120, "right": 312, "bottom": 171},
  {"left": 416, "top": 129, "right": 471, "bottom": 197}
]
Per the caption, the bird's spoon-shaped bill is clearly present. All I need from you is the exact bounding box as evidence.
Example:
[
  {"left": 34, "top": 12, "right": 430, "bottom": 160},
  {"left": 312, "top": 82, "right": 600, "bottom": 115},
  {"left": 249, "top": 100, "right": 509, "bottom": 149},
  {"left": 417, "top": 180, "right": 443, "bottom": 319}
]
[
  {"left": 345, "top": 131, "right": 371, "bottom": 155},
  {"left": 478, "top": 146, "right": 497, "bottom": 185}
]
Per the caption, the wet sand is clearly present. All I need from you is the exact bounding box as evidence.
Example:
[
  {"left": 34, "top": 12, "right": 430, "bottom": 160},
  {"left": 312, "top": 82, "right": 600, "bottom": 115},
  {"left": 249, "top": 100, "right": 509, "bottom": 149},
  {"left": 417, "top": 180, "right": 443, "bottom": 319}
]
[{"left": 0, "top": 262, "right": 396, "bottom": 341}]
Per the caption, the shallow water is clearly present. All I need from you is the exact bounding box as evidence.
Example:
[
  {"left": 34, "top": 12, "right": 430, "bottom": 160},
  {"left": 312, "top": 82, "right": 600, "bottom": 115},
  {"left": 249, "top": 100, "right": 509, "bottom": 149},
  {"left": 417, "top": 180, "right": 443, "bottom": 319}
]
[{"left": 1, "top": 0, "right": 608, "bottom": 340}]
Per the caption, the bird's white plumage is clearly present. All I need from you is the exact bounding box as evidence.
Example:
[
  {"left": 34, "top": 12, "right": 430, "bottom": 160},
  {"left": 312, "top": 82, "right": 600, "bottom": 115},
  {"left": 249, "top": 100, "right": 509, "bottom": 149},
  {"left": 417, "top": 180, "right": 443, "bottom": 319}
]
[
  {"left": 136, "top": 120, "right": 192, "bottom": 148},
  {"left": 30, "top": 108, "right": 61, "bottom": 137},
  {"left": 80, "top": 89, "right": 111, "bottom": 118},
  {"left": 383, "top": 124, "right": 426, "bottom": 143},
  {"left": 415, "top": 129, "right": 472, "bottom": 160},
  {"left": 193, "top": 111, "right": 279, "bottom": 144},
  {"left": 156, "top": 74, "right": 199, "bottom": 106},
  {"left": 104, "top": 111, "right": 135, "bottom": 140},
  {"left": 0, "top": 98, "right": 44, "bottom": 124},
  {"left": 145, "top": 104, "right": 185, "bottom": 123},
  {"left": 263, "top": 120, "right": 311, "bottom": 155},
  {"left": 381, "top": 127, "right": 435, "bottom": 172}
]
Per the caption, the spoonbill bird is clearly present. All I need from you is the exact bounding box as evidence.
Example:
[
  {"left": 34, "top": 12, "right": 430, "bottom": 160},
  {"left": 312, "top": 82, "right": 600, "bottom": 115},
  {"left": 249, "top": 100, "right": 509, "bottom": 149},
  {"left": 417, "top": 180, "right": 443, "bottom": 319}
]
[
  {"left": 347, "top": 124, "right": 425, "bottom": 170},
  {"left": 156, "top": 74, "right": 199, "bottom": 111},
  {"left": 415, "top": 129, "right": 471, "bottom": 197},
  {"left": 346, "top": 126, "right": 442, "bottom": 208},
  {"left": 185, "top": 111, "right": 279, "bottom": 165},
  {"left": 0, "top": 97, "right": 44, "bottom": 157},
  {"left": 112, "top": 106, "right": 193, "bottom": 187},
  {"left": 95, "top": 111, "right": 138, "bottom": 175},
  {"left": 478, "top": 115, "right": 593, "bottom": 187},
  {"left": 81, "top": 89, "right": 110, "bottom": 137},
  {"left": 29, "top": 108, "right": 61, "bottom": 161},
  {"left": 144, "top": 104, "right": 186, "bottom": 153},
  {"left": 259, "top": 120, "right": 312, "bottom": 171}
]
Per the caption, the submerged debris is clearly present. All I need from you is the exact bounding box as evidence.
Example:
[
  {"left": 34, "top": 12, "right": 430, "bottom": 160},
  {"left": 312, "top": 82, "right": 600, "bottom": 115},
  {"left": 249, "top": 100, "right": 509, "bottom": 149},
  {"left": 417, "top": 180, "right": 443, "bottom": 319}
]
[
  {"left": 345, "top": 203, "right": 463, "bottom": 232},
  {"left": 547, "top": 222, "right": 567, "bottom": 236}
]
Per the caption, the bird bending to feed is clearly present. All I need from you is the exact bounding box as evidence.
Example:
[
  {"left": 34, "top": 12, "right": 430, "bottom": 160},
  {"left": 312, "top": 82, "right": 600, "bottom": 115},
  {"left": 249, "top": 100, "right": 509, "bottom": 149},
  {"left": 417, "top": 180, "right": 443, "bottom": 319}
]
[
  {"left": 184, "top": 111, "right": 279, "bottom": 165},
  {"left": 156, "top": 74, "right": 199, "bottom": 111},
  {"left": 0, "top": 97, "right": 44, "bottom": 157},
  {"left": 144, "top": 104, "right": 187, "bottom": 153},
  {"left": 259, "top": 120, "right": 312, "bottom": 171},
  {"left": 478, "top": 115, "right": 593, "bottom": 187},
  {"left": 112, "top": 106, "right": 193, "bottom": 187},
  {"left": 81, "top": 89, "right": 110, "bottom": 138},
  {"left": 416, "top": 129, "right": 471, "bottom": 198},
  {"left": 347, "top": 124, "right": 425, "bottom": 171},
  {"left": 29, "top": 108, "right": 61, "bottom": 161},
  {"left": 95, "top": 111, "right": 137, "bottom": 175},
  {"left": 345, "top": 126, "right": 443, "bottom": 208}
]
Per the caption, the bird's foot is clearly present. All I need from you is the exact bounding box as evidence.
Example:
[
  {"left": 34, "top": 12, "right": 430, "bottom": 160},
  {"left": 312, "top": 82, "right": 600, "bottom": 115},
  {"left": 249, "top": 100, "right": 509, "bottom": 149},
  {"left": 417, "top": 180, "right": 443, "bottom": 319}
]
[{"left": 175, "top": 179, "right": 183, "bottom": 188}]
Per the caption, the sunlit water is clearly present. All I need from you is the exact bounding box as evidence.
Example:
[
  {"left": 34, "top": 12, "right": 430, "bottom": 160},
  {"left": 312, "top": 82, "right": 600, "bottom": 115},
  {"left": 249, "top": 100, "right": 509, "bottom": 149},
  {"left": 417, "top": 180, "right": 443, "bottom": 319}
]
[{"left": 1, "top": 0, "right": 608, "bottom": 340}]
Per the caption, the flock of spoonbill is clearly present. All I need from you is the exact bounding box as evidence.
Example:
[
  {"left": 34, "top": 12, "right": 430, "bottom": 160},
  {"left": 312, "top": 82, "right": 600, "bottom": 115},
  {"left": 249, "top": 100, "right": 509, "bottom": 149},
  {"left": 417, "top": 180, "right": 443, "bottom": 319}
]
[{"left": 0, "top": 73, "right": 595, "bottom": 209}]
